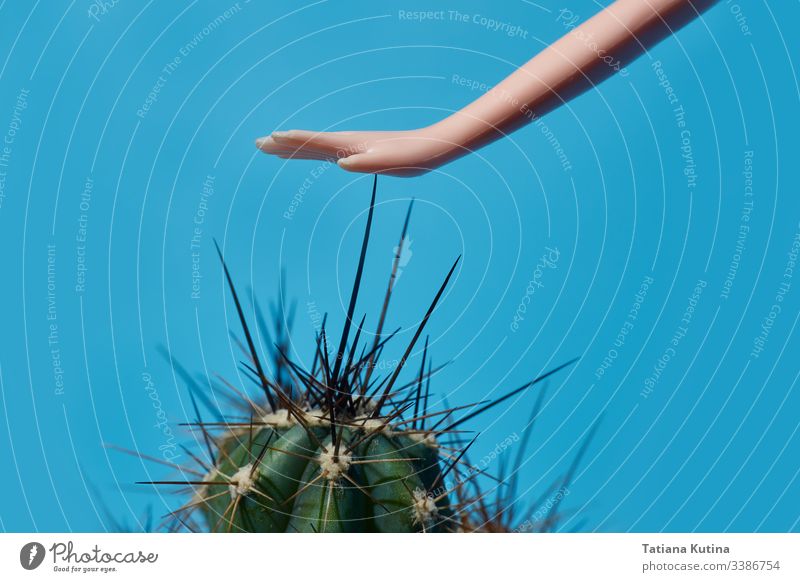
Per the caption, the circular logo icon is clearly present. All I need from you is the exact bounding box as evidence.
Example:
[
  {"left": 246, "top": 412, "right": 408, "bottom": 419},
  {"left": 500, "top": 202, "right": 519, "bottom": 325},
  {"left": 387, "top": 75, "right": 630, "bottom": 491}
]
[{"left": 19, "top": 542, "right": 46, "bottom": 570}]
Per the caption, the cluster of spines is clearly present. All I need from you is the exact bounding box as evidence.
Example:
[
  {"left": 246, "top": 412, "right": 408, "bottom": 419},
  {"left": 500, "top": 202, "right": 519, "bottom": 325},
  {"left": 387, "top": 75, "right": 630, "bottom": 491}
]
[{"left": 135, "top": 176, "right": 581, "bottom": 532}]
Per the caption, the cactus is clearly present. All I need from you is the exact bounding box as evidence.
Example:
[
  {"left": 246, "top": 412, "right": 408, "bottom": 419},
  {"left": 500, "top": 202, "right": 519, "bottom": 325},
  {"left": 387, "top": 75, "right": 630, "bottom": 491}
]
[
  {"left": 143, "top": 177, "right": 576, "bottom": 532},
  {"left": 196, "top": 413, "right": 452, "bottom": 532},
  {"left": 453, "top": 384, "right": 598, "bottom": 533}
]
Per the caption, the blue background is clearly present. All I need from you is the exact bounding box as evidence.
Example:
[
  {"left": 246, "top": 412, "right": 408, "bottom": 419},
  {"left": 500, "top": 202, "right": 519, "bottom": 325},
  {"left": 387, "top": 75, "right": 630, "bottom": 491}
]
[{"left": 0, "top": 0, "right": 798, "bottom": 532}]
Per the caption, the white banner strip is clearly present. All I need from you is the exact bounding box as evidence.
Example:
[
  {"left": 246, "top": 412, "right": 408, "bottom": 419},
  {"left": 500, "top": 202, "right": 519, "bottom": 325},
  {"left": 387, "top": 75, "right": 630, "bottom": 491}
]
[{"left": 1, "top": 533, "right": 798, "bottom": 580}]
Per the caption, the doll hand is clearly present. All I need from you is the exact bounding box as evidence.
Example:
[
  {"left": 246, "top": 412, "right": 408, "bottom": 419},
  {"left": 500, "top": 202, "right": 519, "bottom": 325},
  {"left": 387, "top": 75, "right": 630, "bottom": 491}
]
[{"left": 255, "top": 128, "right": 456, "bottom": 177}]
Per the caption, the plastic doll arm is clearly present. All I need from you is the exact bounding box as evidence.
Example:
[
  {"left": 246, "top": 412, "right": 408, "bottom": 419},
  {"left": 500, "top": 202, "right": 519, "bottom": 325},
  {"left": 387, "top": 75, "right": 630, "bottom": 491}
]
[{"left": 256, "top": 0, "right": 717, "bottom": 177}]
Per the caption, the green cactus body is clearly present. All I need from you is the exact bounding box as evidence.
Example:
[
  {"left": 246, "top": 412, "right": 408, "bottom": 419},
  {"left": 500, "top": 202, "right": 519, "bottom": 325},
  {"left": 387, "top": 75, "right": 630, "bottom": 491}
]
[{"left": 199, "top": 411, "right": 449, "bottom": 532}]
